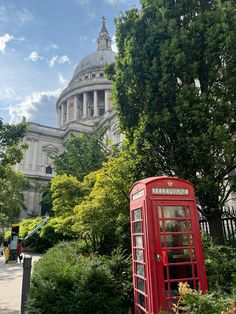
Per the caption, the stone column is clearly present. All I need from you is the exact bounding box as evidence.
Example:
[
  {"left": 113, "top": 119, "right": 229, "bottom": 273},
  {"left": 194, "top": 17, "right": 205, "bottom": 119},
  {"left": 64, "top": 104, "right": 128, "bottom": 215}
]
[
  {"left": 105, "top": 90, "right": 109, "bottom": 112},
  {"left": 66, "top": 99, "right": 70, "bottom": 122},
  {"left": 61, "top": 103, "right": 65, "bottom": 126},
  {"left": 57, "top": 110, "right": 59, "bottom": 127},
  {"left": 94, "top": 90, "right": 98, "bottom": 117},
  {"left": 74, "top": 95, "right": 78, "bottom": 120},
  {"left": 32, "top": 139, "right": 38, "bottom": 171},
  {"left": 24, "top": 139, "right": 31, "bottom": 170},
  {"left": 83, "top": 92, "right": 87, "bottom": 118}
]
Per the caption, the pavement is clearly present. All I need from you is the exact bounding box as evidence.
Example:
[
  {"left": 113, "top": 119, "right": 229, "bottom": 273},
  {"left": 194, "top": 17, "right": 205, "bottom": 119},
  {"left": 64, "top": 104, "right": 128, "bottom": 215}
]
[{"left": 0, "top": 254, "right": 42, "bottom": 314}]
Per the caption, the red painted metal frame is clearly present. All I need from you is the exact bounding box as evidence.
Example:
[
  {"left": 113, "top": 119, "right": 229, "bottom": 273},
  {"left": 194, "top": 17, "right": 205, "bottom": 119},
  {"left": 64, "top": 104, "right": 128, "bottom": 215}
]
[{"left": 130, "top": 177, "right": 208, "bottom": 314}]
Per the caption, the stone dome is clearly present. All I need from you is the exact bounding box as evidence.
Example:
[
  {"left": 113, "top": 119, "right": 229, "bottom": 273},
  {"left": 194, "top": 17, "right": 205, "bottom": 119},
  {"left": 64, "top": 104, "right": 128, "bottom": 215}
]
[
  {"left": 72, "top": 49, "right": 116, "bottom": 79},
  {"left": 56, "top": 17, "right": 116, "bottom": 128}
]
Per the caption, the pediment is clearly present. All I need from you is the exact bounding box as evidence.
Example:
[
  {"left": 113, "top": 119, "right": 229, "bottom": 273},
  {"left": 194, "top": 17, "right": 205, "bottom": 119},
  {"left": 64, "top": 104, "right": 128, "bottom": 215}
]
[{"left": 42, "top": 144, "right": 59, "bottom": 153}]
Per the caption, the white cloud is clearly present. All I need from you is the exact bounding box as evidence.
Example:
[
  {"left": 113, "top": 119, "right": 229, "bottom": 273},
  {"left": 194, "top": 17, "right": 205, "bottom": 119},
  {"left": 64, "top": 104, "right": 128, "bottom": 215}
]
[
  {"left": 111, "top": 35, "right": 118, "bottom": 53},
  {"left": 16, "top": 36, "right": 26, "bottom": 42},
  {"left": 49, "top": 55, "right": 70, "bottom": 67},
  {"left": 80, "top": 35, "right": 88, "bottom": 41},
  {"left": 26, "top": 51, "right": 44, "bottom": 62},
  {"left": 50, "top": 43, "right": 58, "bottom": 49},
  {"left": 75, "top": 0, "right": 91, "bottom": 6},
  {"left": 59, "top": 55, "right": 70, "bottom": 64},
  {"left": 49, "top": 56, "right": 58, "bottom": 67},
  {"left": 103, "top": 0, "right": 126, "bottom": 5},
  {"left": 17, "top": 8, "right": 33, "bottom": 24},
  {"left": 0, "top": 33, "right": 13, "bottom": 53},
  {"left": 0, "top": 5, "right": 8, "bottom": 22},
  {"left": 58, "top": 73, "right": 67, "bottom": 85},
  {"left": 0, "top": 87, "right": 16, "bottom": 101},
  {"left": 0, "top": 6, "right": 33, "bottom": 24},
  {"left": 9, "top": 89, "right": 61, "bottom": 126}
]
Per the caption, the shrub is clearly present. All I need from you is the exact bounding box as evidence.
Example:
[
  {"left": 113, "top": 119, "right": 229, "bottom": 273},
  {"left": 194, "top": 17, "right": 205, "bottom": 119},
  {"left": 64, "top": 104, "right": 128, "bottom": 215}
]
[
  {"left": 103, "top": 248, "right": 133, "bottom": 311},
  {"left": 173, "top": 282, "right": 236, "bottom": 314},
  {"left": 27, "top": 242, "right": 131, "bottom": 314},
  {"left": 20, "top": 218, "right": 76, "bottom": 253},
  {"left": 203, "top": 236, "right": 236, "bottom": 293}
]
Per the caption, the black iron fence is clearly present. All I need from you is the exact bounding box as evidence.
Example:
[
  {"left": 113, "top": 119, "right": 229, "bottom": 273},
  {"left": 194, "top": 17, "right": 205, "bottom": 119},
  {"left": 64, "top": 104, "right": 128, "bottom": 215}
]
[{"left": 199, "top": 206, "right": 236, "bottom": 241}]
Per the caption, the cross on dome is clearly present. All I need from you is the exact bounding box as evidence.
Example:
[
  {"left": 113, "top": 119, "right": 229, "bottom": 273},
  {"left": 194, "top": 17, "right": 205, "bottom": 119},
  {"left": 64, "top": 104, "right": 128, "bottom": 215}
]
[{"left": 102, "top": 16, "right": 106, "bottom": 26}]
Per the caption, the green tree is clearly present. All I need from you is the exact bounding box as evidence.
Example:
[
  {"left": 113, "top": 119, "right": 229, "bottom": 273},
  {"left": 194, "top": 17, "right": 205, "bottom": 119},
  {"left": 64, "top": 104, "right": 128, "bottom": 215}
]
[
  {"left": 0, "top": 167, "right": 29, "bottom": 224},
  {"left": 107, "top": 0, "right": 236, "bottom": 243},
  {"left": 53, "top": 126, "right": 109, "bottom": 181},
  {"left": 0, "top": 119, "right": 28, "bottom": 224},
  {"left": 50, "top": 174, "right": 84, "bottom": 216},
  {"left": 74, "top": 156, "right": 132, "bottom": 254},
  {"left": 0, "top": 119, "right": 27, "bottom": 170}
]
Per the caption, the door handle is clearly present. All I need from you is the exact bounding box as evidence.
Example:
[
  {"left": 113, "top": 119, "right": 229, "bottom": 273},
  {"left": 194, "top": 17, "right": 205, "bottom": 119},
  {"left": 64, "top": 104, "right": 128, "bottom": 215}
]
[{"left": 155, "top": 254, "right": 162, "bottom": 262}]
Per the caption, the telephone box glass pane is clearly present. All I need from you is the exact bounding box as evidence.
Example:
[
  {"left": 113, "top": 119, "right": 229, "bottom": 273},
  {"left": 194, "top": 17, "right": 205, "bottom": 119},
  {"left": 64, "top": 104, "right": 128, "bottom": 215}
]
[
  {"left": 158, "top": 206, "right": 162, "bottom": 218},
  {"left": 137, "top": 278, "right": 145, "bottom": 292},
  {"left": 190, "top": 234, "right": 194, "bottom": 245},
  {"left": 136, "top": 263, "right": 144, "bottom": 277},
  {"left": 161, "top": 235, "right": 165, "bottom": 247},
  {"left": 136, "top": 249, "right": 144, "bottom": 262},
  {"left": 169, "top": 264, "right": 193, "bottom": 279},
  {"left": 186, "top": 207, "right": 190, "bottom": 217},
  {"left": 135, "top": 236, "right": 143, "bottom": 248},
  {"left": 138, "top": 293, "right": 145, "bottom": 309},
  {"left": 165, "top": 220, "right": 187, "bottom": 232},
  {"left": 163, "top": 206, "right": 186, "bottom": 218},
  {"left": 169, "top": 282, "right": 179, "bottom": 296},
  {"left": 165, "top": 234, "right": 189, "bottom": 247},
  {"left": 134, "top": 222, "right": 142, "bottom": 233},
  {"left": 187, "top": 221, "right": 192, "bottom": 231},
  {"left": 167, "top": 249, "right": 191, "bottom": 262},
  {"left": 138, "top": 309, "right": 145, "bottom": 314},
  {"left": 159, "top": 220, "right": 164, "bottom": 231},
  {"left": 133, "top": 209, "right": 141, "bottom": 221}
]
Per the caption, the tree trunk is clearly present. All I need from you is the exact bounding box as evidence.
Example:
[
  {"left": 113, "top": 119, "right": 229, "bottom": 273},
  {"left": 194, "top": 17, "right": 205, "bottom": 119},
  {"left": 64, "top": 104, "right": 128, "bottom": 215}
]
[{"left": 207, "top": 213, "right": 224, "bottom": 245}]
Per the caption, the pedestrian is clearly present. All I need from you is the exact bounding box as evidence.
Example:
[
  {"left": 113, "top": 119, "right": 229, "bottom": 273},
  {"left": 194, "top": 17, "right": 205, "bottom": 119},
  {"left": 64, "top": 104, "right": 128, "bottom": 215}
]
[
  {"left": 17, "top": 239, "right": 23, "bottom": 262},
  {"left": 3, "top": 240, "right": 10, "bottom": 263}
]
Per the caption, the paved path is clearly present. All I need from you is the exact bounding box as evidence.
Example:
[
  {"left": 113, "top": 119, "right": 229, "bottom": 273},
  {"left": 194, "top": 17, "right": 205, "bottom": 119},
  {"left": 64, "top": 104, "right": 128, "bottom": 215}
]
[{"left": 0, "top": 254, "right": 41, "bottom": 314}]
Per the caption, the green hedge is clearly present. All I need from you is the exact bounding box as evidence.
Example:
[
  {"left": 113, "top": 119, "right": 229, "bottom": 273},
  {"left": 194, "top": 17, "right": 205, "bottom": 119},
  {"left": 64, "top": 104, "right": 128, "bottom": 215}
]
[
  {"left": 26, "top": 242, "right": 132, "bottom": 314},
  {"left": 203, "top": 236, "right": 236, "bottom": 293}
]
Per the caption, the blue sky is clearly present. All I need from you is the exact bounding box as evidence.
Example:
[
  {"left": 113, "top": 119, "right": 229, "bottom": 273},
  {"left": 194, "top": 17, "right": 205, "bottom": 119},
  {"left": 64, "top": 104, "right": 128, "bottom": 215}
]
[{"left": 0, "top": 0, "right": 140, "bottom": 126}]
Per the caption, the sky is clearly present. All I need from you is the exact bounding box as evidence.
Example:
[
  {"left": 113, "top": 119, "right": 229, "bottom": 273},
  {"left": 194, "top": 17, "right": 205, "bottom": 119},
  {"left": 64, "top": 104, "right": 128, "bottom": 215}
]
[{"left": 0, "top": 0, "right": 140, "bottom": 127}]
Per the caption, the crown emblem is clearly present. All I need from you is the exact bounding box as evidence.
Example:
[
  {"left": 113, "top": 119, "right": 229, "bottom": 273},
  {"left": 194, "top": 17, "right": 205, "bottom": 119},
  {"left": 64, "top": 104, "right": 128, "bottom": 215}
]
[{"left": 167, "top": 181, "right": 173, "bottom": 187}]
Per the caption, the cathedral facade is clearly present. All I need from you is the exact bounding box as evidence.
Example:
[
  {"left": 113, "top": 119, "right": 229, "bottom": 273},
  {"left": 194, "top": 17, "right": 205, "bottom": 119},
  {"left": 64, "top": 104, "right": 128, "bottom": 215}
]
[{"left": 16, "top": 19, "right": 124, "bottom": 217}]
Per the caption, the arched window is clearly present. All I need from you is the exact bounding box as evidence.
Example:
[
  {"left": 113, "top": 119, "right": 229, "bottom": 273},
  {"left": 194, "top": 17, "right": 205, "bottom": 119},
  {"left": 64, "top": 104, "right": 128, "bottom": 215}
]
[{"left": 46, "top": 165, "right": 52, "bottom": 174}]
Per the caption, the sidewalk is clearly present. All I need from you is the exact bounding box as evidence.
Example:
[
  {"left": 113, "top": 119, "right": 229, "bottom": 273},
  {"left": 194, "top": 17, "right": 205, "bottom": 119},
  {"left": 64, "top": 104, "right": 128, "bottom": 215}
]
[{"left": 0, "top": 254, "right": 41, "bottom": 314}]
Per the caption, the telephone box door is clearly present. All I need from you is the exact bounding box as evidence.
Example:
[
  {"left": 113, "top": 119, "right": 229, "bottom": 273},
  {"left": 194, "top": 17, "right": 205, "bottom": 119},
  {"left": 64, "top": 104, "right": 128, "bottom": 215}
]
[{"left": 153, "top": 200, "right": 206, "bottom": 312}]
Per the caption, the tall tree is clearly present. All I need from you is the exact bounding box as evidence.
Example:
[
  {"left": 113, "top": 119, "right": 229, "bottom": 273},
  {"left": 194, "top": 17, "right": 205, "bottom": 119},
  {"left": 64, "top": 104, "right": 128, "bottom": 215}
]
[
  {"left": 53, "top": 126, "right": 109, "bottom": 181},
  {"left": 0, "top": 119, "right": 28, "bottom": 224},
  {"left": 0, "top": 167, "right": 29, "bottom": 225},
  {"left": 106, "top": 0, "right": 236, "bottom": 243},
  {"left": 74, "top": 156, "right": 132, "bottom": 254}
]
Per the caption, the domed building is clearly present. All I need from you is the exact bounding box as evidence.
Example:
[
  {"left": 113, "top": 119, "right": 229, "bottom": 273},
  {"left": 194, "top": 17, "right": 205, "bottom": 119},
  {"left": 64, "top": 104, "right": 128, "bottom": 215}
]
[
  {"left": 56, "top": 17, "right": 116, "bottom": 128},
  {"left": 16, "top": 19, "right": 124, "bottom": 217}
]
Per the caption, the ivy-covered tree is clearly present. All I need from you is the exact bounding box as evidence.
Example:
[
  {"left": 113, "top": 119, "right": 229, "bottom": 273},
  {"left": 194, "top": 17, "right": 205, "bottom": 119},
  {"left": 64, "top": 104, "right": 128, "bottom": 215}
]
[
  {"left": 107, "top": 0, "right": 236, "bottom": 243},
  {"left": 0, "top": 119, "right": 28, "bottom": 224}
]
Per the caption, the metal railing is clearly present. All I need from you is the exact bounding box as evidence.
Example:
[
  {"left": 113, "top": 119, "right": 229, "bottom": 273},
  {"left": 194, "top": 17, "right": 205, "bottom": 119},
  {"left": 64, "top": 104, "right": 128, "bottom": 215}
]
[{"left": 199, "top": 206, "right": 236, "bottom": 240}]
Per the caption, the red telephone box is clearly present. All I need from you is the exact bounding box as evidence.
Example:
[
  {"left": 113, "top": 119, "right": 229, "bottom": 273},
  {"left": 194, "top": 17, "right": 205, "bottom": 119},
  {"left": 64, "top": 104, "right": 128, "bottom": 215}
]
[{"left": 130, "top": 177, "right": 207, "bottom": 314}]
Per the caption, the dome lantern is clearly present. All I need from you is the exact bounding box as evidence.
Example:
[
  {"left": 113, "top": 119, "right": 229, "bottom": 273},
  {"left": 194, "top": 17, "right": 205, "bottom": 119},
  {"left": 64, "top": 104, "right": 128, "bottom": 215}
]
[{"left": 97, "top": 16, "right": 112, "bottom": 51}]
